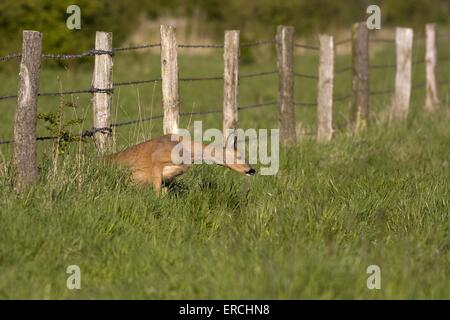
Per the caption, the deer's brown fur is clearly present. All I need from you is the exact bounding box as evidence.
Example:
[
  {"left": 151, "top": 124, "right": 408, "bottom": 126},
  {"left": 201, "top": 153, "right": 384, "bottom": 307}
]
[{"left": 106, "top": 134, "right": 254, "bottom": 195}]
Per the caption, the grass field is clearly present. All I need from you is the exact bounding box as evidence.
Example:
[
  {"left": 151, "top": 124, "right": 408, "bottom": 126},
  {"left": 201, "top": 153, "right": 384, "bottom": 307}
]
[{"left": 0, "top": 31, "right": 449, "bottom": 299}]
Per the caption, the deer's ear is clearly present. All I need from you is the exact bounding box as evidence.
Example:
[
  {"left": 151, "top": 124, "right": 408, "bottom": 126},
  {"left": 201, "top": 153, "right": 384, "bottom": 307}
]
[{"left": 233, "top": 136, "right": 237, "bottom": 150}]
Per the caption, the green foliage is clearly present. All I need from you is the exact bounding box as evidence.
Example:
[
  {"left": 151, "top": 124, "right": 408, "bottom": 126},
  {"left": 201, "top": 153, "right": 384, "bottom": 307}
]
[
  {"left": 0, "top": 0, "right": 449, "bottom": 58},
  {"left": 0, "top": 0, "right": 140, "bottom": 56},
  {"left": 37, "top": 98, "right": 85, "bottom": 155},
  {"left": 0, "top": 110, "right": 449, "bottom": 298}
]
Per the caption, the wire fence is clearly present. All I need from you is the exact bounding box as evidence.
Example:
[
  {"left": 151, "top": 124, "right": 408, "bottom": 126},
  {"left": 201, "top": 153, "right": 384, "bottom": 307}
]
[
  {"left": 0, "top": 100, "right": 279, "bottom": 145},
  {"left": 1, "top": 29, "right": 449, "bottom": 147}
]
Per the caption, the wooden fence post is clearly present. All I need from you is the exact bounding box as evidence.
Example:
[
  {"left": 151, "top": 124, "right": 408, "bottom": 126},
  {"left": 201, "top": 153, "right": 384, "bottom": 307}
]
[
  {"left": 276, "top": 25, "right": 297, "bottom": 145},
  {"left": 14, "top": 30, "right": 42, "bottom": 190},
  {"left": 223, "top": 30, "right": 240, "bottom": 145},
  {"left": 160, "top": 25, "right": 180, "bottom": 134},
  {"left": 93, "top": 31, "right": 113, "bottom": 153},
  {"left": 317, "top": 34, "right": 334, "bottom": 142},
  {"left": 351, "top": 22, "right": 369, "bottom": 132},
  {"left": 390, "top": 27, "right": 413, "bottom": 122},
  {"left": 425, "top": 23, "right": 439, "bottom": 112}
]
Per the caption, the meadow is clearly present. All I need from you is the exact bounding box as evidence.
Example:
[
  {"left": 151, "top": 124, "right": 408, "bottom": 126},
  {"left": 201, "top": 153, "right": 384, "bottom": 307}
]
[{"left": 0, "top": 29, "right": 449, "bottom": 299}]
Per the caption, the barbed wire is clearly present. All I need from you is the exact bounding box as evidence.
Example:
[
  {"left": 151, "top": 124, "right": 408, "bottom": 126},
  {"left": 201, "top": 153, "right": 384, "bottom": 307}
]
[
  {"left": 42, "top": 49, "right": 114, "bottom": 59},
  {"left": 238, "top": 101, "right": 277, "bottom": 110},
  {"left": 178, "top": 43, "right": 223, "bottom": 49},
  {"left": 411, "top": 82, "right": 426, "bottom": 90},
  {"left": 114, "top": 43, "right": 161, "bottom": 52},
  {"left": 294, "top": 43, "right": 319, "bottom": 51},
  {"left": 0, "top": 139, "right": 14, "bottom": 145},
  {"left": 370, "top": 38, "right": 395, "bottom": 43},
  {"left": 0, "top": 53, "right": 21, "bottom": 62},
  {"left": 294, "top": 72, "right": 318, "bottom": 79},
  {"left": 0, "top": 127, "right": 115, "bottom": 145},
  {"left": 113, "top": 78, "right": 162, "bottom": 87},
  {"left": 335, "top": 66, "right": 352, "bottom": 75},
  {"left": 240, "top": 70, "right": 278, "bottom": 79},
  {"left": 333, "top": 94, "right": 351, "bottom": 102},
  {"left": 1, "top": 54, "right": 447, "bottom": 102},
  {"left": 180, "top": 75, "right": 223, "bottom": 82},
  {"left": 370, "top": 63, "right": 396, "bottom": 70},
  {"left": 412, "top": 59, "right": 425, "bottom": 65},
  {"left": 0, "top": 35, "right": 448, "bottom": 145},
  {"left": 335, "top": 38, "right": 351, "bottom": 46},
  {"left": 0, "top": 70, "right": 281, "bottom": 102},
  {"left": 0, "top": 87, "right": 113, "bottom": 101},
  {"left": 39, "top": 87, "right": 113, "bottom": 96},
  {"left": 2, "top": 72, "right": 449, "bottom": 145},
  {"left": 0, "top": 94, "right": 18, "bottom": 101},
  {"left": 112, "top": 115, "right": 164, "bottom": 128},
  {"left": 119, "top": 102, "right": 277, "bottom": 124},
  {"left": 0, "top": 100, "right": 280, "bottom": 145},
  {"left": 178, "top": 40, "right": 276, "bottom": 49},
  {"left": 113, "top": 71, "right": 279, "bottom": 87},
  {"left": 241, "top": 40, "right": 276, "bottom": 48},
  {"left": 294, "top": 101, "right": 316, "bottom": 107},
  {"left": 1, "top": 31, "right": 448, "bottom": 63},
  {"left": 369, "top": 89, "right": 394, "bottom": 96}
]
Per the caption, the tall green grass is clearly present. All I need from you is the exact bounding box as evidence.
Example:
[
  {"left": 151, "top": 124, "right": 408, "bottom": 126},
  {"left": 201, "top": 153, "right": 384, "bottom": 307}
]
[{"left": 0, "top": 35, "right": 449, "bottom": 299}]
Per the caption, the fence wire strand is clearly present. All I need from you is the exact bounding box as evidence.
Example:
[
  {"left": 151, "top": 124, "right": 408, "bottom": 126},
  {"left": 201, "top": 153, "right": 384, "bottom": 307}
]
[
  {"left": 240, "top": 40, "right": 276, "bottom": 48},
  {"left": 370, "top": 38, "right": 395, "bottom": 43},
  {"left": 294, "top": 43, "right": 319, "bottom": 51},
  {"left": 114, "top": 43, "right": 161, "bottom": 52},
  {"left": 294, "top": 101, "right": 316, "bottom": 107},
  {"left": 294, "top": 72, "right": 318, "bottom": 79},
  {"left": 335, "top": 38, "right": 351, "bottom": 46},
  {"left": 1, "top": 33, "right": 450, "bottom": 145},
  {"left": 240, "top": 70, "right": 278, "bottom": 79},
  {"left": 178, "top": 43, "right": 224, "bottom": 49},
  {"left": 0, "top": 53, "right": 21, "bottom": 62},
  {"left": 42, "top": 49, "right": 114, "bottom": 59},
  {"left": 335, "top": 66, "right": 352, "bottom": 75}
]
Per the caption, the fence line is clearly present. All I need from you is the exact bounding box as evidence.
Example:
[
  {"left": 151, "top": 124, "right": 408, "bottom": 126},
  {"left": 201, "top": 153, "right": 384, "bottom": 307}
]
[
  {"left": 1, "top": 24, "right": 449, "bottom": 188},
  {"left": 294, "top": 72, "right": 318, "bottom": 79},
  {"left": 0, "top": 53, "right": 22, "bottom": 61},
  {"left": 294, "top": 43, "right": 319, "bottom": 50},
  {"left": 0, "top": 86, "right": 446, "bottom": 133},
  {"left": 0, "top": 71, "right": 281, "bottom": 102},
  {"left": 335, "top": 66, "right": 352, "bottom": 75},
  {"left": 0, "top": 34, "right": 448, "bottom": 105},
  {"left": 335, "top": 38, "right": 351, "bottom": 46},
  {"left": 114, "top": 43, "right": 161, "bottom": 51},
  {"left": 0, "top": 100, "right": 278, "bottom": 145}
]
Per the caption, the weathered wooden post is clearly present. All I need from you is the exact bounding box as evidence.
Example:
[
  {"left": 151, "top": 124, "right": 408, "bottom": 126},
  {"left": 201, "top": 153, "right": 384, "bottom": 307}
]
[
  {"left": 351, "top": 22, "right": 369, "bottom": 132},
  {"left": 160, "top": 25, "right": 180, "bottom": 134},
  {"left": 93, "top": 31, "right": 113, "bottom": 153},
  {"left": 425, "top": 23, "right": 439, "bottom": 112},
  {"left": 390, "top": 27, "right": 413, "bottom": 122},
  {"left": 317, "top": 34, "right": 334, "bottom": 142},
  {"left": 14, "top": 30, "right": 42, "bottom": 190},
  {"left": 276, "top": 25, "right": 297, "bottom": 145},
  {"left": 223, "top": 30, "right": 240, "bottom": 145}
]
